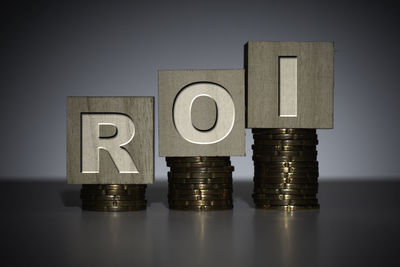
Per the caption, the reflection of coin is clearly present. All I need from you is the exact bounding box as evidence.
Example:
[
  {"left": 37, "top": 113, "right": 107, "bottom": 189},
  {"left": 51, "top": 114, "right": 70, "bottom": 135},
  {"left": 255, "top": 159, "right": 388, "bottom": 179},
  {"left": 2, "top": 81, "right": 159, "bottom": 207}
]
[
  {"left": 169, "top": 205, "right": 233, "bottom": 211},
  {"left": 82, "top": 205, "right": 147, "bottom": 212},
  {"left": 254, "top": 205, "right": 320, "bottom": 211}
]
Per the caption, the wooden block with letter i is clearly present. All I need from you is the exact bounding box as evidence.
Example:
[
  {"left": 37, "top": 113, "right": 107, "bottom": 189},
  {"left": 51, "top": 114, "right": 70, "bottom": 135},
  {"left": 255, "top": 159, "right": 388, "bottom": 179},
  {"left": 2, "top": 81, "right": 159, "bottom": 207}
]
[
  {"left": 245, "top": 41, "right": 334, "bottom": 210},
  {"left": 246, "top": 41, "right": 334, "bottom": 129}
]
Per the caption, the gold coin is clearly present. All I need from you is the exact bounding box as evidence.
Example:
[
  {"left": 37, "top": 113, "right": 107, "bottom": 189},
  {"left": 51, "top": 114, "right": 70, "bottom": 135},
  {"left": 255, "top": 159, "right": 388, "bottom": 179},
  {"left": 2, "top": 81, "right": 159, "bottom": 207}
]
[
  {"left": 169, "top": 199, "right": 233, "bottom": 206},
  {"left": 169, "top": 166, "right": 234, "bottom": 173},
  {"left": 166, "top": 161, "right": 230, "bottom": 168},
  {"left": 168, "top": 194, "right": 232, "bottom": 200},
  {"left": 253, "top": 183, "right": 318, "bottom": 189},
  {"left": 252, "top": 193, "right": 317, "bottom": 200},
  {"left": 168, "top": 172, "right": 232, "bottom": 178},
  {"left": 252, "top": 129, "right": 316, "bottom": 134},
  {"left": 168, "top": 177, "right": 232, "bottom": 184},
  {"left": 166, "top": 157, "right": 230, "bottom": 163},
  {"left": 169, "top": 188, "right": 232, "bottom": 195},
  {"left": 253, "top": 199, "right": 319, "bottom": 206}
]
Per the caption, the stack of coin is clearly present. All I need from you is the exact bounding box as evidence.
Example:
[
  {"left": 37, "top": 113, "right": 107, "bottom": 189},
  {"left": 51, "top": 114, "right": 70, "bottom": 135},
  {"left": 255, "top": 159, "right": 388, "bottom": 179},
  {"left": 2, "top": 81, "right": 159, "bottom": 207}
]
[
  {"left": 167, "top": 157, "right": 234, "bottom": 211},
  {"left": 252, "top": 128, "right": 319, "bottom": 211},
  {"left": 80, "top": 184, "right": 147, "bottom": 211}
]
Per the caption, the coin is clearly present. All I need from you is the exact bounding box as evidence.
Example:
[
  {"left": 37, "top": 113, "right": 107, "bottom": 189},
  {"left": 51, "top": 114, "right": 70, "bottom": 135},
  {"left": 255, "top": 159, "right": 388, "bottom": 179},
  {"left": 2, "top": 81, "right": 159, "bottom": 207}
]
[
  {"left": 252, "top": 145, "right": 316, "bottom": 151},
  {"left": 80, "top": 194, "right": 145, "bottom": 201},
  {"left": 166, "top": 161, "right": 230, "bottom": 168},
  {"left": 80, "top": 189, "right": 146, "bottom": 196},
  {"left": 253, "top": 139, "right": 318, "bottom": 146},
  {"left": 254, "top": 188, "right": 318, "bottom": 194},
  {"left": 168, "top": 177, "right": 232, "bottom": 184},
  {"left": 254, "top": 178, "right": 318, "bottom": 186},
  {"left": 254, "top": 172, "right": 318, "bottom": 178},
  {"left": 169, "top": 189, "right": 232, "bottom": 195},
  {"left": 254, "top": 166, "right": 318, "bottom": 173},
  {"left": 82, "top": 184, "right": 147, "bottom": 190},
  {"left": 252, "top": 199, "right": 319, "bottom": 205},
  {"left": 252, "top": 193, "right": 317, "bottom": 200},
  {"left": 167, "top": 157, "right": 230, "bottom": 163},
  {"left": 252, "top": 148, "right": 318, "bottom": 157},
  {"left": 168, "top": 194, "right": 232, "bottom": 200},
  {"left": 252, "top": 155, "right": 317, "bottom": 162},
  {"left": 168, "top": 172, "right": 232, "bottom": 178},
  {"left": 252, "top": 133, "right": 318, "bottom": 140},
  {"left": 169, "top": 183, "right": 233, "bottom": 190},
  {"left": 254, "top": 161, "right": 319, "bottom": 168},
  {"left": 80, "top": 183, "right": 147, "bottom": 212},
  {"left": 252, "top": 129, "right": 316, "bottom": 134},
  {"left": 254, "top": 182, "right": 318, "bottom": 189},
  {"left": 169, "top": 166, "right": 235, "bottom": 173},
  {"left": 167, "top": 156, "right": 234, "bottom": 211},
  {"left": 169, "top": 199, "right": 233, "bottom": 206}
]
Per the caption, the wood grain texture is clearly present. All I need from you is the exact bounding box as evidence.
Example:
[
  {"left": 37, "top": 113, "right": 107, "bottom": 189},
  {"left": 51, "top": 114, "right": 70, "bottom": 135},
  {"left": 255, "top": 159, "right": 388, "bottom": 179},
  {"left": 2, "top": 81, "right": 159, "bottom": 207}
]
[
  {"left": 158, "top": 69, "right": 245, "bottom": 157},
  {"left": 246, "top": 41, "right": 334, "bottom": 129},
  {"left": 67, "top": 97, "right": 154, "bottom": 184},
  {"left": 191, "top": 96, "right": 217, "bottom": 131}
]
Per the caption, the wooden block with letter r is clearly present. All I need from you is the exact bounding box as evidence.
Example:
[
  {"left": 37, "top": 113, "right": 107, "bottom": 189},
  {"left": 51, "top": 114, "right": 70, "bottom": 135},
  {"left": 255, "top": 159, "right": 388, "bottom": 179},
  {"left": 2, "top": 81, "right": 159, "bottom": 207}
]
[
  {"left": 66, "top": 97, "right": 154, "bottom": 184},
  {"left": 158, "top": 69, "right": 245, "bottom": 157},
  {"left": 246, "top": 41, "right": 334, "bottom": 129}
]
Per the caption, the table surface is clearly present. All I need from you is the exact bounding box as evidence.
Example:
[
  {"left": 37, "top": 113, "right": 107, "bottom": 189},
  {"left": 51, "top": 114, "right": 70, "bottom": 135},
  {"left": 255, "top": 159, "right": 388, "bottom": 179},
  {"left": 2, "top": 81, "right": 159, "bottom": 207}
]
[{"left": 0, "top": 179, "right": 399, "bottom": 267}]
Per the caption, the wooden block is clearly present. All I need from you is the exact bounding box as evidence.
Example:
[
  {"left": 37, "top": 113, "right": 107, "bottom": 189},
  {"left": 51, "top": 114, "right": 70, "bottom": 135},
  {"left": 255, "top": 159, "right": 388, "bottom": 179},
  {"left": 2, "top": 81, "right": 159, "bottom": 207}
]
[
  {"left": 246, "top": 41, "right": 334, "bottom": 129},
  {"left": 67, "top": 97, "right": 154, "bottom": 184},
  {"left": 158, "top": 69, "right": 245, "bottom": 157}
]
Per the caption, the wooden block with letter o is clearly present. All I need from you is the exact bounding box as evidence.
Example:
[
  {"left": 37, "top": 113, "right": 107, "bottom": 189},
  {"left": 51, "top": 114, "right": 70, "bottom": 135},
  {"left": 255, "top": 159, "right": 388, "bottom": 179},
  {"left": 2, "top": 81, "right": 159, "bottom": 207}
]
[
  {"left": 158, "top": 69, "right": 245, "bottom": 156},
  {"left": 66, "top": 97, "right": 154, "bottom": 184},
  {"left": 246, "top": 41, "right": 334, "bottom": 129}
]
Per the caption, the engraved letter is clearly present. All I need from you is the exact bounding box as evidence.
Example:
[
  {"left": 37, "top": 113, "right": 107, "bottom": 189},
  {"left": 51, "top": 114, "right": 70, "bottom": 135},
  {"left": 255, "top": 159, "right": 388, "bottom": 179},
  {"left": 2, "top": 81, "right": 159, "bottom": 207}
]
[
  {"left": 173, "top": 83, "right": 235, "bottom": 144},
  {"left": 81, "top": 114, "right": 138, "bottom": 173}
]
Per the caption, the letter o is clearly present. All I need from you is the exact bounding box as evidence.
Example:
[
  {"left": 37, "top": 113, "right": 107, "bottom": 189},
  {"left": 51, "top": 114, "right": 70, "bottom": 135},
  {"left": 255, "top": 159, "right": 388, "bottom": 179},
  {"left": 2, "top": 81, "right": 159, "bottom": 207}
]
[{"left": 173, "top": 83, "right": 235, "bottom": 144}]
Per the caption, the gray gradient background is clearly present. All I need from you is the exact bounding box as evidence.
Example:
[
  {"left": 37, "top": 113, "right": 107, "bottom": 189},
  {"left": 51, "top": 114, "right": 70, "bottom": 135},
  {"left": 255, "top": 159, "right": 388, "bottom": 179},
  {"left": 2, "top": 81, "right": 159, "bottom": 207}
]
[{"left": 1, "top": 0, "right": 399, "bottom": 181}]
